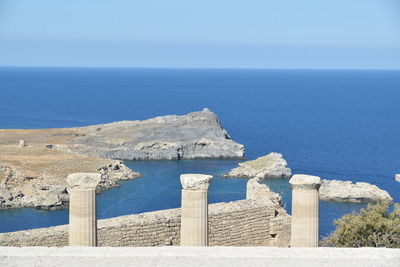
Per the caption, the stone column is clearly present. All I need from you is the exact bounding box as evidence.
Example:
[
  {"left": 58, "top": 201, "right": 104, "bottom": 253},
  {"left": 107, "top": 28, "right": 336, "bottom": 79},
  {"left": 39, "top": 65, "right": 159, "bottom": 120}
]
[
  {"left": 180, "top": 174, "right": 213, "bottom": 246},
  {"left": 67, "top": 173, "right": 101, "bottom": 247},
  {"left": 19, "top": 140, "right": 25, "bottom": 147},
  {"left": 289, "top": 174, "right": 321, "bottom": 247}
]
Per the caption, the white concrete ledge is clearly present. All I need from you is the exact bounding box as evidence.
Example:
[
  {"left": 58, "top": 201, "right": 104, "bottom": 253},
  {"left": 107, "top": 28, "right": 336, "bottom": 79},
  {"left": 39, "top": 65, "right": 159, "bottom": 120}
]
[{"left": 0, "top": 246, "right": 399, "bottom": 267}]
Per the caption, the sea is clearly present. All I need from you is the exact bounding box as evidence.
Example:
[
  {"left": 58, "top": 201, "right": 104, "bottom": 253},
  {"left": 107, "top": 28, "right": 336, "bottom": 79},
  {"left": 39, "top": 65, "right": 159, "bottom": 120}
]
[{"left": 0, "top": 67, "right": 399, "bottom": 238}]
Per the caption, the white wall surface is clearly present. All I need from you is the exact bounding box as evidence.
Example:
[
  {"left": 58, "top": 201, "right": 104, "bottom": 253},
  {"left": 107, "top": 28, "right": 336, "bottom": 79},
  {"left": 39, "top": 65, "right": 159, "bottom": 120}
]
[{"left": 0, "top": 246, "right": 399, "bottom": 267}]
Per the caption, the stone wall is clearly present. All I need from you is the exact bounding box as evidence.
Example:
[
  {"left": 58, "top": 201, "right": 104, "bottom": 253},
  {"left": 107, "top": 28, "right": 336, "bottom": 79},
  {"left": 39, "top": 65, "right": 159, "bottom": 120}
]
[{"left": 0, "top": 179, "right": 291, "bottom": 247}]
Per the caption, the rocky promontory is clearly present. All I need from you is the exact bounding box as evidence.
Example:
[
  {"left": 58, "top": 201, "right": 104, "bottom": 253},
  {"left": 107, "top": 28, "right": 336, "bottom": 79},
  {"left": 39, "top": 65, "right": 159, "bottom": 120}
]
[
  {"left": 320, "top": 179, "right": 393, "bottom": 203},
  {"left": 74, "top": 108, "right": 244, "bottom": 160},
  {"left": 0, "top": 109, "right": 243, "bottom": 161},
  {"left": 224, "top": 153, "right": 291, "bottom": 179},
  {"left": 0, "top": 109, "right": 242, "bottom": 209}
]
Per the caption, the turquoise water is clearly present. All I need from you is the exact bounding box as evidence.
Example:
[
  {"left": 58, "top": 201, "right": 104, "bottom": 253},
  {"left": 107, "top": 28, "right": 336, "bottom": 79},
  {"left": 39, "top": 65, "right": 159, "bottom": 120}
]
[{"left": 0, "top": 67, "right": 399, "bottom": 237}]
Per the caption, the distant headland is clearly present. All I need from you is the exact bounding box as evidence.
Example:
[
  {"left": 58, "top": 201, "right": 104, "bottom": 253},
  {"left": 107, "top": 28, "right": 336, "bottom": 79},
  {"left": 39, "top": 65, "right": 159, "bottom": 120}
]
[{"left": 0, "top": 109, "right": 244, "bottom": 210}]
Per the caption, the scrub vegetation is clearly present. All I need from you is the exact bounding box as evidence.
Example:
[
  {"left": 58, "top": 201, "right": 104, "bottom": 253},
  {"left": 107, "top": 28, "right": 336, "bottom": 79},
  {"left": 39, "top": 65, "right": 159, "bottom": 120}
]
[{"left": 322, "top": 201, "right": 400, "bottom": 248}]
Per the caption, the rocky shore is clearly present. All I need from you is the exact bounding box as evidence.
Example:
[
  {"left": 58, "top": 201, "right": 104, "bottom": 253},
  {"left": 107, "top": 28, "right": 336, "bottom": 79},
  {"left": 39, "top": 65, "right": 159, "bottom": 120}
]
[
  {"left": 0, "top": 109, "right": 242, "bottom": 210},
  {"left": 0, "top": 144, "right": 140, "bottom": 210},
  {"left": 224, "top": 153, "right": 292, "bottom": 179},
  {"left": 320, "top": 179, "right": 392, "bottom": 203}
]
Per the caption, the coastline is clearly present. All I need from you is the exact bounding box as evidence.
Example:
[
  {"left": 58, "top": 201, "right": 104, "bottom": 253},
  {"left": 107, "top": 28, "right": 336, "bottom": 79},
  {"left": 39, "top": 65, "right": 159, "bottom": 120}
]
[{"left": 0, "top": 109, "right": 243, "bottom": 210}]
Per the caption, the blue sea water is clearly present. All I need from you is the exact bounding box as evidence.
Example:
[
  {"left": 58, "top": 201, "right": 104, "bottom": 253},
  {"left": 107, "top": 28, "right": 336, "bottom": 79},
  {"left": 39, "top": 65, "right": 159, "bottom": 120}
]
[{"left": 0, "top": 67, "right": 399, "bottom": 238}]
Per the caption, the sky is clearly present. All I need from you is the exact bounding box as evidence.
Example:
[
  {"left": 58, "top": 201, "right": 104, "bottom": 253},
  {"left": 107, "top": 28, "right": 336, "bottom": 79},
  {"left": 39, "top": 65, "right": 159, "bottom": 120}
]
[{"left": 0, "top": 0, "right": 399, "bottom": 69}]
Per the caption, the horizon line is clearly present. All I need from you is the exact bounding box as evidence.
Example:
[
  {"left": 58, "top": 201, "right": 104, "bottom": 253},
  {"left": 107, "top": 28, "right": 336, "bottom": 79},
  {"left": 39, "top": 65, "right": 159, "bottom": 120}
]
[{"left": 0, "top": 65, "right": 400, "bottom": 71}]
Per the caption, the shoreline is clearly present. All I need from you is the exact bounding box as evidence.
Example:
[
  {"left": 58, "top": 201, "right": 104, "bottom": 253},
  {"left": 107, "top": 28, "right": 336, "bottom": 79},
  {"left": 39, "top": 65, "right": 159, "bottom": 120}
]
[{"left": 0, "top": 109, "right": 244, "bottom": 210}]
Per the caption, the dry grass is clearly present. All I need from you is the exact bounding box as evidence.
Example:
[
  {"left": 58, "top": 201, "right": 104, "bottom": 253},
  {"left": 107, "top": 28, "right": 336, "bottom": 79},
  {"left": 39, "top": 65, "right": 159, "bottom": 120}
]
[
  {"left": 0, "top": 128, "right": 79, "bottom": 145},
  {"left": 240, "top": 155, "right": 280, "bottom": 170},
  {"left": 0, "top": 144, "right": 115, "bottom": 185}
]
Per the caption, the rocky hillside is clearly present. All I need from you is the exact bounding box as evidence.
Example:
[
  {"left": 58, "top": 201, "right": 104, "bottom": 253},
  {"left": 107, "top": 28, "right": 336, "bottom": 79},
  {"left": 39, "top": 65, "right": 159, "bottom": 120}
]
[{"left": 68, "top": 108, "right": 244, "bottom": 160}]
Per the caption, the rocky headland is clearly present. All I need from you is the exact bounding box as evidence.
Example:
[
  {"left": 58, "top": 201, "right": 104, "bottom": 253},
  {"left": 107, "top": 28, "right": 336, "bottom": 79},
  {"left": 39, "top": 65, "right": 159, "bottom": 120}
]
[
  {"left": 0, "top": 109, "right": 243, "bottom": 209},
  {"left": 12, "top": 108, "right": 242, "bottom": 161},
  {"left": 319, "top": 179, "right": 392, "bottom": 203},
  {"left": 224, "top": 153, "right": 292, "bottom": 179}
]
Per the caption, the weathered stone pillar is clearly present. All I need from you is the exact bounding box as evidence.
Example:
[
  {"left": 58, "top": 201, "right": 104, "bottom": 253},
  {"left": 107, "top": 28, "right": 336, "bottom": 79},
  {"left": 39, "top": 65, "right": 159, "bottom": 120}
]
[
  {"left": 67, "top": 173, "right": 101, "bottom": 247},
  {"left": 180, "top": 174, "right": 213, "bottom": 246},
  {"left": 289, "top": 174, "right": 321, "bottom": 247},
  {"left": 19, "top": 140, "right": 25, "bottom": 147}
]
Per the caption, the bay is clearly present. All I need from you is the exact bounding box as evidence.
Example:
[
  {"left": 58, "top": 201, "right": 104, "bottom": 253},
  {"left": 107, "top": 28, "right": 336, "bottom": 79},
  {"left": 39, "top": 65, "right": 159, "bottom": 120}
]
[{"left": 0, "top": 67, "right": 399, "bottom": 237}]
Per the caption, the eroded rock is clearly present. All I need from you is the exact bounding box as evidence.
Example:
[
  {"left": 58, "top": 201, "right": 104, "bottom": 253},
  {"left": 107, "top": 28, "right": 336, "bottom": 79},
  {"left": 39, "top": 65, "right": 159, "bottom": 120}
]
[
  {"left": 180, "top": 174, "right": 213, "bottom": 191},
  {"left": 0, "top": 161, "right": 140, "bottom": 210},
  {"left": 225, "top": 153, "right": 291, "bottom": 179},
  {"left": 320, "top": 179, "right": 393, "bottom": 203}
]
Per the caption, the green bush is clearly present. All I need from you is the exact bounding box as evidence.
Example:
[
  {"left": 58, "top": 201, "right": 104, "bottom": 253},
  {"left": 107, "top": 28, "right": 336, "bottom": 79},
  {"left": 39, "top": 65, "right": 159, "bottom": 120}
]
[{"left": 321, "top": 201, "right": 400, "bottom": 248}]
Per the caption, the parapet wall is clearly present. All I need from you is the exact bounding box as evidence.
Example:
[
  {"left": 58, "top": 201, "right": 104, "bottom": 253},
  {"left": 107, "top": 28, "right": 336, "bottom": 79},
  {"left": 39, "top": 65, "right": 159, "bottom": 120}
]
[
  {"left": 0, "top": 199, "right": 290, "bottom": 247},
  {"left": 1, "top": 247, "right": 399, "bottom": 267},
  {"left": 0, "top": 178, "right": 290, "bottom": 247}
]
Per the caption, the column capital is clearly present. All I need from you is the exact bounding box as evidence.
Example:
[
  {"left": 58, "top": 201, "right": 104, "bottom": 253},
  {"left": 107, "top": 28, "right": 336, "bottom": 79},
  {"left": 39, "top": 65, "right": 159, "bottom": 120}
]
[
  {"left": 180, "top": 174, "right": 213, "bottom": 191},
  {"left": 67, "top": 173, "right": 101, "bottom": 190},
  {"left": 289, "top": 174, "right": 321, "bottom": 190}
]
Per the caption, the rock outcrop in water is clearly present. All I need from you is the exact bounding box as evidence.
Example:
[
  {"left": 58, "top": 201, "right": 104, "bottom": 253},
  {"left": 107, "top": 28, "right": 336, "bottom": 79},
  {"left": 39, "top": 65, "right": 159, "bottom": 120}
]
[
  {"left": 224, "top": 152, "right": 392, "bottom": 204},
  {"left": 224, "top": 153, "right": 291, "bottom": 179},
  {"left": 320, "top": 179, "right": 392, "bottom": 203}
]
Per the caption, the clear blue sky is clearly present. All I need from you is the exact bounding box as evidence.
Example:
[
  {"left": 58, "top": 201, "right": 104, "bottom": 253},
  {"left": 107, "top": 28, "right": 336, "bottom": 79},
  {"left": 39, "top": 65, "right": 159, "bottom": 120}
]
[{"left": 0, "top": 0, "right": 399, "bottom": 69}]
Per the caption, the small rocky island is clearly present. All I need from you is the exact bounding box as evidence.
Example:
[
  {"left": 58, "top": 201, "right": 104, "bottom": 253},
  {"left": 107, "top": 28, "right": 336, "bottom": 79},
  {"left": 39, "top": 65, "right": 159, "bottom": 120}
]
[
  {"left": 0, "top": 109, "right": 244, "bottom": 210},
  {"left": 224, "top": 153, "right": 292, "bottom": 179},
  {"left": 225, "top": 153, "right": 392, "bottom": 203},
  {"left": 319, "top": 179, "right": 392, "bottom": 203}
]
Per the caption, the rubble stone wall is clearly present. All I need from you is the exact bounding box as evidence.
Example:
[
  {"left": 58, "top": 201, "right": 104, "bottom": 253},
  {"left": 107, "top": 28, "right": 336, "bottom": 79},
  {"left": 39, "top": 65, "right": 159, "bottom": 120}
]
[{"left": 0, "top": 198, "right": 290, "bottom": 247}]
